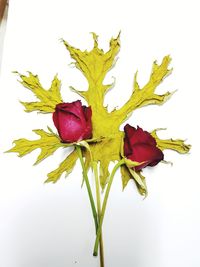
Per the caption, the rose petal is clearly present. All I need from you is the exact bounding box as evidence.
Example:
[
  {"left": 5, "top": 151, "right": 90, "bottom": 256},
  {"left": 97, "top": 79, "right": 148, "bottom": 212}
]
[
  {"left": 83, "top": 106, "right": 92, "bottom": 122},
  {"left": 124, "top": 124, "right": 136, "bottom": 155},
  {"left": 80, "top": 106, "right": 92, "bottom": 140},
  {"left": 57, "top": 111, "right": 84, "bottom": 142},
  {"left": 53, "top": 111, "right": 59, "bottom": 130},
  {"left": 135, "top": 126, "right": 157, "bottom": 146},
  {"left": 124, "top": 124, "right": 136, "bottom": 139},
  {"left": 56, "top": 100, "right": 83, "bottom": 119},
  {"left": 53, "top": 101, "right": 92, "bottom": 143},
  {"left": 124, "top": 136, "right": 132, "bottom": 156},
  {"left": 127, "top": 143, "right": 164, "bottom": 171},
  {"left": 124, "top": 124, "right": 157, "bottom": 147}
]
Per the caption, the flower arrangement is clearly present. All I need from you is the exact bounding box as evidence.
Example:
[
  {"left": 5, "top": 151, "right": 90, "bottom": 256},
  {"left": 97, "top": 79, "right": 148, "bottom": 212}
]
[{"left": 7, "top": 33, "right": 190, "bottom": 267}]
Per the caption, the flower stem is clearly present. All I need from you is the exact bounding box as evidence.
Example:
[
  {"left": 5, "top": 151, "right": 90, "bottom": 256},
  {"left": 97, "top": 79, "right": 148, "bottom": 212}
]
[
  {"left": 76, "top": 145, "right": 98, "bottom": 233},
  {"left": 93, "top": 161, "right": 104, "bottom": 267},
  {"left": 93, "top": 159, "right": 125, "bottom": 256}
]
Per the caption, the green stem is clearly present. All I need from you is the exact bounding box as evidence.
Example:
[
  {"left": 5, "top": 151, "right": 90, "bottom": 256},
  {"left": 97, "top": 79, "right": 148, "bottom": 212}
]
[
  {"left": 76, "top": 145, "right": 98, "bottom": 233},
  {"left": 93, "top": 159, "right": 125, "bottom": 256},
  {"left": 93, "top": 162, "right": 104, "bottom": 267}
]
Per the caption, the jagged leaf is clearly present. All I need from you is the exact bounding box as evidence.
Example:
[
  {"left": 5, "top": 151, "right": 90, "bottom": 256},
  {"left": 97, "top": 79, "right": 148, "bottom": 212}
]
[
  {"left": 62, "top": 34, "right": 185, "bottom": 190},
  {"left": 120, "top": 164, "right": 131, "bottom": 189},
  {"left": 134, "top": 171, "right": 148, "bottom": 197},
  {"left": 16, "top": 72, "right": 63, "bottom": 112},
  {"left": 7, "top": 128, "right": 63, "bottom": 164},
  {"left": 63, "top": 32, "right": 120, "bottom": 106},
  {"left": 151, "top": 129, "right": 191, "bottom": 153},
  {"left": 9, "top": 34, "right": 190, "bottom": 192},
  {"left": 45, "top": 150, "right": 78, "bottom": 183},
  {"left": 120, "top": 164, "right": 147, "bottom": 196},
  {"left": 91, "top": 134, "right": 122, "bottom": 188},
  {"left": 124, "top": 158, "right": 145, "bottom": 168},
  {"left": 129, "top": 168, "right": 147, "bottom": 196},
  {"left": 114, "top": 55, "right": 174, "bottom": 123}
]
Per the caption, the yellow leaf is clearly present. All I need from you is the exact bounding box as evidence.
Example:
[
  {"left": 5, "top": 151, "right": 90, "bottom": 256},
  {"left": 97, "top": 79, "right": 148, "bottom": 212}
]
[
  {"left": 151, "top": 129, "right": 191, "bottom": 153},
  {"left": 134, "top": 171, "right": 148, "bottom": 197},
  {"left": 10, "top": 34, "right": 190, "bottom": 191},
  {"left": 113, "top": 55, "right": 174, "bottom": 123},
  {"left": 124, "top": 158, "right": 145, "bottom": 168},
  {"left": 120, "top": 164, "right": 131, "bottom": 189},
  {"left": 92, "top": 134, "right": 122, "bottom": 188},
  {"left": 16, "top": 72, "right": 63, "bottom": 113},
  {"left": 120, "top": 164, "right": 147, "bottom": 196},
  {"left": 45, "top": 150, "right": 78, "bottom": 183},
  {"left": 62, "top": 34, "right": 189, "bottom": 189},
  {"left": 62, "top": 32, "right": 120, "bottom": 107},
  {"left": 129, "top": 168, "right": 147, "bottom": 196},
  {"left": 7, "top": 128, "right": 63, "bottom": 164}
]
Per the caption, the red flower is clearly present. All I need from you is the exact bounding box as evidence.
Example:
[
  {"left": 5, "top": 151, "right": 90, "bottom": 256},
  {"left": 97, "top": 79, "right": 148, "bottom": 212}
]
[
  {"left": 53, "top": 100, "right": 92, "bottom": 143},
  {"left": 124, "top": 124, "right": 164, "bottom": 171}
]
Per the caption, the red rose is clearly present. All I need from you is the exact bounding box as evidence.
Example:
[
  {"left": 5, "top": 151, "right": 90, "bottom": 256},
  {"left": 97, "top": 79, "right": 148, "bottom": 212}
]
[
  {"left": 124, "top": 124, "right": 164, "bottom": 171},
  {"left": 53, "top": 100, "right": 92, "bottom": 143}
]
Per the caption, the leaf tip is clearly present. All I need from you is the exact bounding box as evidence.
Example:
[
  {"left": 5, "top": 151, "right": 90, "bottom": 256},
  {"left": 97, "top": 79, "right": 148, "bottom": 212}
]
[
  {"left": 90, "top": 32, "right": 99, "bottom": 48},
  {"left": 12, "top": 70, "right": 20, "bottom": 75}
]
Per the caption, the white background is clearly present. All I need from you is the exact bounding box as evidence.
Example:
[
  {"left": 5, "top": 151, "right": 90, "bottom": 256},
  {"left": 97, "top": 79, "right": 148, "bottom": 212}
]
[{"left": 0, "top": 0, "right": 199, "bottom": 266}]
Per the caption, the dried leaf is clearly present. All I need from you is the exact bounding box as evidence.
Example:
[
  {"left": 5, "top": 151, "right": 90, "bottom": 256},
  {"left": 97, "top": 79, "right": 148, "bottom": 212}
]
[
  {"left": 63, "top": 32, "right": 120, "bottom": 106},
  {"left": 16, "top": 72, "right": 63, "bottom": 113},
  {"left": 120, "top": 157, "right": 144, "bottom": 189},
  {"left": 120, "top": 164, "right": 147, "bottom": 196},
  {"left": 45, "top": 150, "right": 78, "bottom": 183},
  {"left": 62, "top": 34, "right": 189, "bottom": 189},
  {"left": 124, "top": 158, "right": 145, "bottom": 168},
  {"left": 113, "top": 55, "right": 174, "bottom": 123},
  {"left": 91, "top": 134, "right": 122, "bottom": 188},
  {"left": 151, "top": 129, "right": 191, "bottom": 153},
  {"left": 129, "top": 168, "right": 147, "bottom": 196},
  {"left": 10, "top": 34, "right": 190, "bottom": 191},
  {"left": 7, "top": 128, "right": 63, "bottom": 164},
  {"left": 134, "top": 171, "right": 148, "bottom": 197},
  {"left": 120, "top": 164, "right": 131, "bottom": 189}
]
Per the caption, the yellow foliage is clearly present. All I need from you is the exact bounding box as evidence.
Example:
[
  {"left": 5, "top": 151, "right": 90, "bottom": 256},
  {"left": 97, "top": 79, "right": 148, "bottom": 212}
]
[
  {"left": 7, "top": 128, "right": 63, "bottom": 165},
  {"left": 63, "top": 33, "right": 189, "bottom": 189},
  {"left": 113, "top": 56, "right": 175, "bottom": 123},
  {"left": 16, "top": 72, "right": 63, "bottom": 113},
  {"left": 120, "top": 164, "right": 148, "bottom": 196},
  {"left": 45, "top": 150, "right": 78, "bottom": 183},
  {"left": 9, "top": 34, "right": 190, "bottom": 189},
  {"left": 151, "top": 129, "right": 191, "bottom": 153}
]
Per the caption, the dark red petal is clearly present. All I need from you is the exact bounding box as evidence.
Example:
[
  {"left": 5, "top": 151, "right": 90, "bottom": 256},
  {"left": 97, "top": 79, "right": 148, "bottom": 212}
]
[
  {"left": 57, "top": 111, "right": 84, "bottom": 142},
  {"left": 80, "top": 126, "right": 92, "bottom": 140},
  {"left": 80, "top": 106, "right": 92, "bottom": 140},
  {"left": 56, "top": 101, "right": 83, "bottom": 119},
  {"left": 124, "top": 124, "right": 136, "bottom": 156},
  {"left": 135, "top": 126, "right": 157, "bottom": 146},
  {"left": 53, "top": 101, "right": 93, "bottom": 142},
  {"left": 127, "top": 143, "right": 164, "bottom": 171},
  {"left": 124, "top": 124, "right": 136, "bottom": 139},
  {"left": 84, "top": 106, "right": 92, "bottom": 122},
  {"left": 124, "top": 136, "right": 132, "bottom": 156},
  {"left": 53, "top": 111, "right": 59, "bottom": 130},
  {"left": 124, "top": 124, "right": 157, "bottom": 147}
]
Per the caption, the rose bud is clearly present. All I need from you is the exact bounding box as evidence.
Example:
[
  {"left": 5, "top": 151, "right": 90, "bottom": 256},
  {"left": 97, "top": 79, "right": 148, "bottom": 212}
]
[
  {"left": 124, "top": 124, "right": 164, "bottom": 171},
  {"left": 53, "top": 100, "right": 92, "bottom": 143}
]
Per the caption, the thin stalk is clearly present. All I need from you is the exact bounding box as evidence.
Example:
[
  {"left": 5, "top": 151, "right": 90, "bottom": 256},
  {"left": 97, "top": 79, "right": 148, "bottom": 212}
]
[
  {"left": 76, "top": 145, "right": 98, "bottom": 233},
  {"left": 93, "top": 159, "right": 125, "bottom": 256},
  {"left": 93, "top": 161, "right": 104, "bottom": 267}
]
